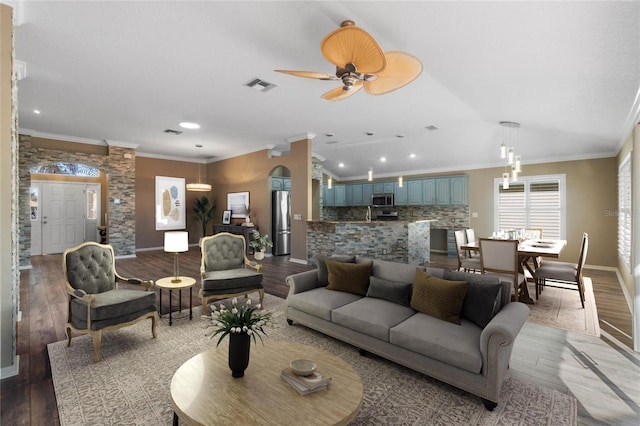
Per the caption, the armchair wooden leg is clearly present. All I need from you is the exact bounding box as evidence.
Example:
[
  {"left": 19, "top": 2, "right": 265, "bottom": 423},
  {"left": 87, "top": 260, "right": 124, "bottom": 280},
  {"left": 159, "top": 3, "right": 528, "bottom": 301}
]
[
  {"left": 151, "top": 312, "right": 158, "bottom": 338},
  {"left": 258, "top": 289, "right": 265, "bottom": 307},
  {"left": 92, "top": 330, "right": 102, "bottom": 363}
]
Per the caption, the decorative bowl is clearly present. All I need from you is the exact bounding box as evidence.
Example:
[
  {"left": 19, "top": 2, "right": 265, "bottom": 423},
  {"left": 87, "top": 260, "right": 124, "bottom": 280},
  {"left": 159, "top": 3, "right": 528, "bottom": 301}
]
[{"left": 290, "top": 359, "right": 317, "bottom": 376}]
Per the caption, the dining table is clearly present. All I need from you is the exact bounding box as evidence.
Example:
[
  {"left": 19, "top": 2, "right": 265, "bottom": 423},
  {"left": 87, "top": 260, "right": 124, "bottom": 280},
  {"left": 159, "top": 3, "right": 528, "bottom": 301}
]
[{"left": 461, "top": 238, "right": 568, "bottom": 304}]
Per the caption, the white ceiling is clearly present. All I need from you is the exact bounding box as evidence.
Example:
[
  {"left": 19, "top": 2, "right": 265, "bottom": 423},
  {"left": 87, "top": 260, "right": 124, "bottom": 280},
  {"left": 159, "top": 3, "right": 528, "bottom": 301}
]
[{"left": 11, "top": 1, "right": 640, "bottom": 180}]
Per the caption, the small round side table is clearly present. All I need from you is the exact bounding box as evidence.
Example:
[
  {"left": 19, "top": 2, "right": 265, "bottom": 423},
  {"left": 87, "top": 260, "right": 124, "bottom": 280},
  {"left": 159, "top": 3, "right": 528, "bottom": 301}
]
[{"left": 155, "top": 276, "right": 196, "bottom": 326}]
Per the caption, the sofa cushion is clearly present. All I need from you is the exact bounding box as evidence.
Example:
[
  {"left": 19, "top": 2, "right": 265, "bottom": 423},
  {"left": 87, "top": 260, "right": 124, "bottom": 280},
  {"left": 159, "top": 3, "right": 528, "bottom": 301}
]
[
  {"left": 316, "top": 255, "right": 356, "bottom": 286},
  {"left": 390, "top": 313, "right": 483, "bottom": 374},
  {"left": 366, "top": 276, "right": 412, "bottom": 307},
  {"left": 411, "top": 270, "right": 468, "bottom": 325},
  {"left": 332, "top": 298, "right": 416, "bottom": 342},
  {"left": 286, "top": 287, "right": 362, "bottom": 321},
  {"left": 371, "top": 259, "right": 422, "bottom": 283},
  {"left": 326, "top": 260, "right": 372, "bottom": 296},
  {"left": 444, "top": 270, "right": 503, "bottom": 328}
]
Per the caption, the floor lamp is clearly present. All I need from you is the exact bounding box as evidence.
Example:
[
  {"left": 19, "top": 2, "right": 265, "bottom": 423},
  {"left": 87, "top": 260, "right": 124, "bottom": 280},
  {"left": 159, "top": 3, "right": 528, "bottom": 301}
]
[{"left": 164, "top": 231, "right": 189, "bottom": 283}]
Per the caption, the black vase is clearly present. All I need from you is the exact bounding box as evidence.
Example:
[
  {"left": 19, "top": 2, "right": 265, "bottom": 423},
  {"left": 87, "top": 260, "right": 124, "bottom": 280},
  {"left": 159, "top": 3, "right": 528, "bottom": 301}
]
[{"left": 228, "top": 333, "right": 251, "bottom": 378}]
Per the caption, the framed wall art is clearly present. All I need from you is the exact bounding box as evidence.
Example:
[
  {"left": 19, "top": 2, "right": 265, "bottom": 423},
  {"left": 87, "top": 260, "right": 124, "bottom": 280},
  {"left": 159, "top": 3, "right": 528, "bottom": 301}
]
[
  {"left": 155, "top": 176, "right": 186, "bottom": 230},
  {"left": 222, "top": 210, "right": 232, "bottom": 225},
  {"left": 227, "top": 191, "right": 249, "bottom": 218}
]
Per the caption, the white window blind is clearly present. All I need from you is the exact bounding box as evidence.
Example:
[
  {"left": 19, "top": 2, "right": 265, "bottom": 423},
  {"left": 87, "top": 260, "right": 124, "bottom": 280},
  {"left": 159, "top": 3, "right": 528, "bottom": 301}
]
[
  {"left": 618, "top": 154, "right": 631, "bottom": 273},
  {"left": 495, "top": 175, "right": 565, "bottom": 239}
]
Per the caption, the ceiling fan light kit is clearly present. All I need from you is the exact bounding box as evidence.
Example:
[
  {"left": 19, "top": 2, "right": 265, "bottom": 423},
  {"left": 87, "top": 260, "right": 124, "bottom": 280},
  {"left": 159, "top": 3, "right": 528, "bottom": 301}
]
[
  {"left": 275, "top": 20, "right": 422, "bottom": 100},
  {"left": 498, "top": 121, "right": 522, "bottom": 186}
]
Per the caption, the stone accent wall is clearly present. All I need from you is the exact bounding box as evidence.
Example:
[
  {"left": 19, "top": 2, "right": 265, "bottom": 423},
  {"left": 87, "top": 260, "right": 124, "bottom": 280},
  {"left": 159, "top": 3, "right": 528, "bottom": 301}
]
[
  {"left": 307, "top": 221, "right": 425, "bottom": 264},
  {"left": 18, "top": 139, "right": 136, "bottom": 266},
  {"left": 311, "top": 156, "right": 324, "bottom": 220},
  {"left": 323, "top": 204, "right": 469, "bottom": 229}
]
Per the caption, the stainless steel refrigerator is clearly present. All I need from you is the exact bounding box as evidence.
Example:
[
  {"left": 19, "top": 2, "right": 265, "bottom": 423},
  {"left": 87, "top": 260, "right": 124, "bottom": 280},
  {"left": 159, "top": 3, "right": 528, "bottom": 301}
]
[{"left": 272, "top": 190, "right": 291, "bottom": 256}]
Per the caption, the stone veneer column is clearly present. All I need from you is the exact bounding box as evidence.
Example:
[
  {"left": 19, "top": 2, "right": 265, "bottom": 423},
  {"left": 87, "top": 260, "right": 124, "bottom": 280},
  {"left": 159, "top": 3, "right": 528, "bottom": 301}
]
[
  {"left": 18, "top": 138, "right": 136, "bottom": 266},
  {"left": 312, "top": 156, "right": 324, "bottom": 219}
]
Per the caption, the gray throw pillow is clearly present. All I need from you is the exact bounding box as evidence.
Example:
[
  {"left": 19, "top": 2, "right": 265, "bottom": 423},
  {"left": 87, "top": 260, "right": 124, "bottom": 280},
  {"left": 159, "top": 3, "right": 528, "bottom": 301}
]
[
  {"left": 444, "top": 270, "right": 503, "bottom": 328},
  {"left": 366, "top": 276, "right": 412, "bottom": 306},
  {"left": 316, "top": 255, "right": 356, "bottom": 286}
]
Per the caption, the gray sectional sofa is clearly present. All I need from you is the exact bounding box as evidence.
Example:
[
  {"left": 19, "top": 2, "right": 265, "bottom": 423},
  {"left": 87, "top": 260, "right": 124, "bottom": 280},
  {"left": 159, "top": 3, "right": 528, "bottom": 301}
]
[{"left": 285, "top": 256, "right": 530, "bottom": 410}]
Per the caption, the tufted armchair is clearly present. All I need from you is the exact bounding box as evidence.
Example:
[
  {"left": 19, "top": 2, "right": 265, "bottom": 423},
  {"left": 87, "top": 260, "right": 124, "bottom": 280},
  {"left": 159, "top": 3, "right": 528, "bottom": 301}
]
[
  {"left": 200, "top": 232, "right": 264, "bottom": 314},
  {"left": 62, "top": 242, "right": 158, "bottom": 362}
]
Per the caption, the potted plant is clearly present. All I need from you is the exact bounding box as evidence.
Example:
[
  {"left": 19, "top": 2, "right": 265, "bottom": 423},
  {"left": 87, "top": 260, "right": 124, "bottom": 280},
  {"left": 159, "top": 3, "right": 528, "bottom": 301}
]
[
  {"left": 204, "top": 297, "right": 272, "bottom": 377},
  {"left": 193, "top": 196, "right": 215, "bottom": 239},
  {"left": 248, "top": 230, "right": 273, "bottom": 260}
]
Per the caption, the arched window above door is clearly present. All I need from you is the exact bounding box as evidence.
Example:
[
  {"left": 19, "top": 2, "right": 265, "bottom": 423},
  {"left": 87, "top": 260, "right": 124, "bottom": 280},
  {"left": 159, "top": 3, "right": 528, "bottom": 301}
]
[{"left": 30, "top": 163, "right": 99, "bottom": 177}]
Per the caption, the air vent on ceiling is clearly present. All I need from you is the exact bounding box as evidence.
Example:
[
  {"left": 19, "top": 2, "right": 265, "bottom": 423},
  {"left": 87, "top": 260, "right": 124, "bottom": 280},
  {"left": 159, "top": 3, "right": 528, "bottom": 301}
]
[
  {"left": 425, "top": 125, "right": 439, "bottom": 131},
  {"left": 245, "top": 78, "right": 277, "bottom": 92},
  {"left": 164, "top": 129, "right": 183, "bottom": 135},
  {"left": 325, "top": 141, "right": 339, "bottom": 145}
]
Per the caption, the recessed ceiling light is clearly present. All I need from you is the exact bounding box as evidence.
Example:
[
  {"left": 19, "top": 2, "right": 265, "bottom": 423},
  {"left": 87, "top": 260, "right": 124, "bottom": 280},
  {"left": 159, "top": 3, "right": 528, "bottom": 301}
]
[
  {"left": 425, "top": 125, "right": 438, "bottom": 131},
  {"left": 396, "top": 134, "right": 405, "bottom": 138},
  {"left": 325, "top": 133, "right": 334, "bottom": 137},
  {"left": 179, "top": 122, "right": 200, "bottom": 129},
  {"left": 409, "top": 153, "right": 416, "bottom": 158},
  {"left": 380, "top": 157, "right": 386, "bottom": 162},
  {"left": 339, "top": 163, "right": 345, "bottom": 168},
  {"left": 33, "top": 109, "right": 41, "bottom": 114},
  {"left": 365, "top": 131, "right": 375, "bottom": 136}
]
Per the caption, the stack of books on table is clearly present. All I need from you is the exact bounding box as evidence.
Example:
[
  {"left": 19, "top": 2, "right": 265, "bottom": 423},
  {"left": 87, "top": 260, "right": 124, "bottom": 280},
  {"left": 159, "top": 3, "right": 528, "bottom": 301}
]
[{"left": 280, "top": 368, "right": 332, "bottom": 395}]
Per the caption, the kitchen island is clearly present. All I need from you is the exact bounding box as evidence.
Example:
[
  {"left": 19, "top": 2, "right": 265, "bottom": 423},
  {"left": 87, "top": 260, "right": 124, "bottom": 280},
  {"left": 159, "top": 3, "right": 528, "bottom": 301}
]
[{"left": 306, "top": 220, "right": 433, "bottom": 265}]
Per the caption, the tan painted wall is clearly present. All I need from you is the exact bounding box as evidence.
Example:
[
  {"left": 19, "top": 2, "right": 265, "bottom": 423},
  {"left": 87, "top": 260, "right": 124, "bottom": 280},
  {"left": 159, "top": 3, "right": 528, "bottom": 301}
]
[
  {"left": 207, "top": 139, "right": 312, "bottom": 261},
  {"left": 467, "top": 157, "right": 618, "bottom": 266},
  {"left": 135, "top": 156, "right": 212, "bottom": 248},
  {"left": 1, "top": 3, "right": 16, "bottom": 372}
]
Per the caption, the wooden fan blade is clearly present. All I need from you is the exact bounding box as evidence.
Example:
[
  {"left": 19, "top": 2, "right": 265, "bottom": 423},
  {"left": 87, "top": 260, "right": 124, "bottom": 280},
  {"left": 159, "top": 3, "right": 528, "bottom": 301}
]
[
  {"left": 274, "top": 70, "right": 338, "bottom": 80},
  {"left": 364, "top": 51, "right": 422, "bottom": 95},
  {"left": 321, "top": 26, "right": 386, "bottom": 74},
  {"left": 321, "top": 81, "right": 364, "bottom": 101}
]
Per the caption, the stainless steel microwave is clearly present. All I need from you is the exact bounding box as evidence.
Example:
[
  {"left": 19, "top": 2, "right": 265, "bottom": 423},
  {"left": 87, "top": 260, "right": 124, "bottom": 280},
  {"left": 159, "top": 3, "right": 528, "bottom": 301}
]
[{"left": 371, "top": 193, "right": 394, "bottom": 207}]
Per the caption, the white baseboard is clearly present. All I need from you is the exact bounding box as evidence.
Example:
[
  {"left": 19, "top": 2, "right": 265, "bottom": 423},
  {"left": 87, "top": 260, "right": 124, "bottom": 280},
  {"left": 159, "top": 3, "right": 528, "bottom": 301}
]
[
  {"left": 0, "top": 355, "right": 19, "bottom": 379},
  {"left": 289, "top": 257, "right": 309, "bottom": 265},
  {"left": 19, "top": 264, "right": 32, "bottom": 270},
  {"left": 114, "top": 254, "right": 137, "bottom": 260}
]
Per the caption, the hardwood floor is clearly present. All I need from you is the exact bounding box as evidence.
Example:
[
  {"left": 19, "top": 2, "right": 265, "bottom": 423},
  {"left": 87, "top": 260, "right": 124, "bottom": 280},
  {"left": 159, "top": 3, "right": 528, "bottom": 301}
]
[{"left": 1, "top": 249, "right": 637, "bottom": 425}]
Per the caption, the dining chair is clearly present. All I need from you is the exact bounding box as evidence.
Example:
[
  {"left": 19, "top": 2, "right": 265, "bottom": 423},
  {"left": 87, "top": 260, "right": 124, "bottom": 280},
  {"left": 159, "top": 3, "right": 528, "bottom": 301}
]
[
  {"left": 524, "top": 228, "right": 543, "bottom": 240},
  {"left": 454, "top": 230, "right": 481, "bottom": 273},
  {"left": 533, "top": 233, "right": 588, "bottom": 308},
  {"left": 465, "top": 228, "right": 480, "bottom": 258},
  {"left": 479, "top": 238, "right": 527, "bottom": 302}
]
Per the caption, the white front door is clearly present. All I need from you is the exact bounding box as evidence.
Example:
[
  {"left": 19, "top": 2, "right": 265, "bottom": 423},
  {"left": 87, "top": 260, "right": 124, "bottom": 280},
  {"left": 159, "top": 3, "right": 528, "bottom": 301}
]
[{"left": 42, "top": 182, "right": 85, "bottom": 254}]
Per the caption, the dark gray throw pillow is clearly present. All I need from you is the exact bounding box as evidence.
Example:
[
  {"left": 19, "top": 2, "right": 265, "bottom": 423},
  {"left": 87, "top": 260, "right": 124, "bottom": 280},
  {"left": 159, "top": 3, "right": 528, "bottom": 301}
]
[
  {"left": 316, "top": 255, "right": 356, "bottom": 286},
  {"left": 444, "top": 270, "right": 503, "bottom": 328},
  {"left": 366, "top": 276, "right": 412, "bottom": 306}
]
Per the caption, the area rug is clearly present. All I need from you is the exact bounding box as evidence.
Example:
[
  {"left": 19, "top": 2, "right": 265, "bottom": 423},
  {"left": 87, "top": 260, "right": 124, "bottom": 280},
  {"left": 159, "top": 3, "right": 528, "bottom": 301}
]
[
  {"left": 48, "top": 294, "right": 577, "bottom": 425},
  {"left": 526, "top": 276, "right": 600, "bottom": 336}
]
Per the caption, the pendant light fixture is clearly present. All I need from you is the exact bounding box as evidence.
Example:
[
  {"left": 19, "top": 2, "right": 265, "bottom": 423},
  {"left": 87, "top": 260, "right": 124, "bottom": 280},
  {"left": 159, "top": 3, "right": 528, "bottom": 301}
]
[
  {"left": 398, "top": 176, "right": 403, "bottom": 188},
  {"left": 498, "top": 121, "right": 522, "bottom": 186},
  {"left": 327, "top": 176, "right": 333, "bottom": 189},
  {"left": 186, "top": 144, "right": 212, "bottom": 192},
  {"left": 368, "top": 168, "right": 373, "bottom": 182}
]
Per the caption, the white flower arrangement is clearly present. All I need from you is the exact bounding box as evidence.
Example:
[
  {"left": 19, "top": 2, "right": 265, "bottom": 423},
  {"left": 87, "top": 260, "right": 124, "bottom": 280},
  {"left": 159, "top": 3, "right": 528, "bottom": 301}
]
[{"left": 205, "top": 297, "right": 273, "bottom": 346}]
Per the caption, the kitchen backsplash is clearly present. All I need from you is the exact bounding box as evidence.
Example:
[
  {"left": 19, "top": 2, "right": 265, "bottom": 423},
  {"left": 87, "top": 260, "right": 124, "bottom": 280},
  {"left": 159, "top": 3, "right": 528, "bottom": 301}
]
[{"left": 322, "top": 205, "right": 469, "bottom": 229}]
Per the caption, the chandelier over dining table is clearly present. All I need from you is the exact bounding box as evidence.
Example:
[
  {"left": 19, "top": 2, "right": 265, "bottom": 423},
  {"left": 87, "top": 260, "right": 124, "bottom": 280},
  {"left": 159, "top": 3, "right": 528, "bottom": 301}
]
[{"left": 499, "top": 121, "right": 522, "bottom": 189}]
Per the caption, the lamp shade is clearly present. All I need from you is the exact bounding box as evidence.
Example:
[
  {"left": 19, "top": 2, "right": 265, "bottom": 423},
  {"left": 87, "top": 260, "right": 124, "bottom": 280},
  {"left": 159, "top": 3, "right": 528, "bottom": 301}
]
[{"left": 164, "top": 231, "right": 189, "bottom": 253}]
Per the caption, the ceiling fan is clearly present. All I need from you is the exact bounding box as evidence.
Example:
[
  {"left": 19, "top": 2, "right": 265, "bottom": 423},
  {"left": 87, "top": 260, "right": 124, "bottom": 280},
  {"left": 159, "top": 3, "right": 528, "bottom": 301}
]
[{"left": 275, "top": 20, "right": 423, "bottom": 101}]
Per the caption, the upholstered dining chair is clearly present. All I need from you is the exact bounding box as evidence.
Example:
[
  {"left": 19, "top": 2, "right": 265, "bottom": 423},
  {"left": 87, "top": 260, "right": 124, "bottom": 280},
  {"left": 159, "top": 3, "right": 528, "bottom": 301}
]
[
  {"left": 62, "top": 242, "right": 158, "bottom": 362},
  {"left": 479, "top": 238, "right": 527, "bottom": 303},
  {"left": 465, "top": 228, "right": 480, "bottom": 258},
  {"left": 533, "top": 233, "right": 588, "bottom": 308},
  {"left": 200, "top": 232, "right": 264, "bottom": 315},
  {"left": 454, "top": 230, "right": 481, "bottom": 273}
]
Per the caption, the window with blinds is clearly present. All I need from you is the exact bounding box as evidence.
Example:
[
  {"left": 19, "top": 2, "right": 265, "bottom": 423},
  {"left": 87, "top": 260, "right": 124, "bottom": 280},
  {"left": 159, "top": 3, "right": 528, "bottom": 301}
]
[
  {"left": 495, "top": 175, "right": 565, "bottom": 239},
  {"left": 618, "top": 154, "right": 631, "bottom": 273}
]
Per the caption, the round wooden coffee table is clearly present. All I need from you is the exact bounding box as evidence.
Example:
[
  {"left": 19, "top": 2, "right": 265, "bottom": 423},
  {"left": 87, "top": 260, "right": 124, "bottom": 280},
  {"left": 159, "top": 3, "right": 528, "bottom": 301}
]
[{"left": 170, "top": 340, "right": 363, "bottom": 425}]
